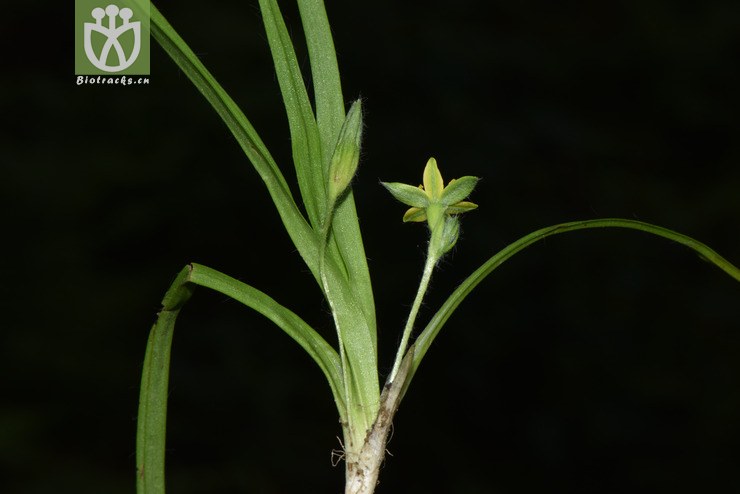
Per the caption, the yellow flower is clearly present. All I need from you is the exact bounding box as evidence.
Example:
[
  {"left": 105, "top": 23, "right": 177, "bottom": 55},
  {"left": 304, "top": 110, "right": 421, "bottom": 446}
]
[
  {"left": 382, "top": 157, "right": 478, "bottom": 224},
  {"left": 382, "top": 157, "right": 479, "bottom": 257}
]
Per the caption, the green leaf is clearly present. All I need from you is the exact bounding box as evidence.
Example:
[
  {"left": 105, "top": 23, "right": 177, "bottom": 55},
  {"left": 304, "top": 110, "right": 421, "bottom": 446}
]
[
  {"left": 189, "top": 264, "right": 345, "bottom": 408},
  {"left": 403, "top": 219, "right": 740, "bottom": 396},
  {"left": 146, "top": 0, "right": 379, "bottom": 453},
  {"left": 136, "top": 267, "right": 193, "bottom": 494},
  {"left": 137, "top": 264, "right": 346, "bottom": 494},
  {"left": 331, "top": 194, "right": 378, "bottom": 350},
  {"left": 144, "top": 2, "right": 319, "bottom": 274},
  {"left": 297, "top": 0, "right": 377, "bottom": 346},
  {"left": 259, "top": 0, "right": 326, "bottom": 229},
  {"left": 263, "top": 0, "right": 378, "bottom": 346},
  {"left": 318, "top": 259, "right": 380, "bottom": 448},
  {"left": 297, "top": 0, "right": 345, "bottom": 164},
  {"left": 262, "top": 0, "right": 379, "bottom": 445}
]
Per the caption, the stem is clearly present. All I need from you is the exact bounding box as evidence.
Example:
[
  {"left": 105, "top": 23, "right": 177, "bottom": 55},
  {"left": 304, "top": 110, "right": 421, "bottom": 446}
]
[
  {"left": 389, "top": 245, "right": 438, "bottom": 382},
  {"left": 345, "top": 347, "right": 414, "bottom": 494}
]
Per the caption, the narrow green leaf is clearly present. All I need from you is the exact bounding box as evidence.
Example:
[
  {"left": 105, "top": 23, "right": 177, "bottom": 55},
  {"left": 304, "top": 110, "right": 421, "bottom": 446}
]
[
  {"left": 145, "top": 3, "right": 319, "bottom": 273},
  {"left": 296, "top": 0, "right": 345, "bottom": 163},
  {"left": 262, "top": 0, "right": 378, "bottom": 341},
  {"left": 137, "top": 264, "right": 348, "bottom": 494},
  {"left": 259, "top": 0, "right": 326, "bottom": 229},
  {"left": 327, "top": 184, "right": 378, "bottom": 348},
  {"left": 297, "top": 0, "right": 378, "bottom": 347},
  {"left": 146, "top": 1, "right": 380, "bottom": 446},
  {"left": 404, "top": 219, "right": 740, "bottom": 396},
  {"left": 292, "top": 0, "right": 381, "bottom": 437},
  {"left": 145, "top": 3, "right": 365, "bottom": 310},
  {"left": 188, "top": 263, "right": 346, "bottom": 416},
  {"left": 319, "top": 260, "right": 380, "bottom": 446},
  {"left": 136, "top": 266, "right": 193, "bottom": 494}
]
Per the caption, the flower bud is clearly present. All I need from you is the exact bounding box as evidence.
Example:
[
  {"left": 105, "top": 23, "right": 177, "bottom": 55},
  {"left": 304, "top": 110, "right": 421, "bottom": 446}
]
[
  {"left": 439, "top": 216, "right": 460, "bottom": 255},
  {"left": 430, "top": 215, "right": 460, "bottom": 259},
  {"left": 327, "top": 100, "right": 363, "bottom": 206}
]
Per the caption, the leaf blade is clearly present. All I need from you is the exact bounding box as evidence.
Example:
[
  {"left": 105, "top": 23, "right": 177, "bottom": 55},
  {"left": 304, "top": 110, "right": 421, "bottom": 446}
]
[
  {"left": 297, "top": 0, "right": 377, "bottom": 341},
  {"left": 405, "top": 219, "right": 740, "bottom": 395},
  {"left": 189, "top": 263, "right": 346, "bottom": 416},
  {"left": 259, "top": 0, "right": 326, "bottom": 229},
  {"left": 137, "top": 265, "right": 347, "bottom": 494},
  {"left": 297, "top": 0, "right": 345, "bottom": 166},
  {"left": 145, "top": 2, "right": 319, "bottom": 271}
]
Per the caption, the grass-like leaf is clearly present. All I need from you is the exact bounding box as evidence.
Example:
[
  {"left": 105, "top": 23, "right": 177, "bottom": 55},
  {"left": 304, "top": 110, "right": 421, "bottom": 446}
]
[
  {"left": 136, "top": 267, "right": 194, "bottom": 494},
  {"left": 145, "top": 2, "right": 320, "bottom": 271},
  {"left": 146, "top": 0, "right": 379, "bottom": 450},
  {"left": 136, "top": 264, "right": 345, "bottom": 494},
  {"left": 289, "top": 0, "right": 378, "bottom": 340},
  {"left": 296, "top": 0, "right": 345, "bottom": 163},
  {"left": 259, "top": 0, "right": 326, "bottom": 229},
  {"left": 259, "top": 0, "right": 379, "bottom": 441},
  {"left": 296, "top": 0, "right": 377, "bottom": 337},
  {"left": 404, "top": 219, "right": 740, "bottom": 395}
]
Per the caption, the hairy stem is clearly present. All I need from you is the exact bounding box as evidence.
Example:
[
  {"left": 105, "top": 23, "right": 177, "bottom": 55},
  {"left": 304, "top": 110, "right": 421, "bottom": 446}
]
[{"left": 389, "top": 245, "right": 438, "bottom": 383}]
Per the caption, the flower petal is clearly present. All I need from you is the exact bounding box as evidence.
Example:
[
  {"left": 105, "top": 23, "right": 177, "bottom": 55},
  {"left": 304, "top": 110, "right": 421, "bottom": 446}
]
[
  {"left": 422, "top": 157, "right": 444, "bottom": 199},
  {"left": 403, "top": 207, "right": 427, "bottom": 222},
  {"left": 446, "top": 201, "right": 478, "bottom": 215},
  {"left": 381, "top": 181, "right": 430, "bottom": 208}
]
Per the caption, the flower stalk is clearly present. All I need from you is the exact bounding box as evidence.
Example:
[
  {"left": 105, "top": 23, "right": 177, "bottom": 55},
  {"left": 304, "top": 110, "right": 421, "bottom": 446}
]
[{"left": 383, "top": 158, "right": 479, "bottom": 382}]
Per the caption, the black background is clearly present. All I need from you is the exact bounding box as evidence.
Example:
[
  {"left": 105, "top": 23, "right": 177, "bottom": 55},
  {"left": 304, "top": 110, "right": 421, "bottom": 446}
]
[{"left": 3, "top": 0, "right": 740, "bottom": 492}]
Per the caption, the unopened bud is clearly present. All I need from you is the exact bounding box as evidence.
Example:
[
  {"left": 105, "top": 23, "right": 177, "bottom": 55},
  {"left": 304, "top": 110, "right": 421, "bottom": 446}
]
[
  {"left": 431, "top": 216, "right": 460, "bottom": 258},
  {"left": 327, "top": 100, "right": 363, "bottom": 205}
]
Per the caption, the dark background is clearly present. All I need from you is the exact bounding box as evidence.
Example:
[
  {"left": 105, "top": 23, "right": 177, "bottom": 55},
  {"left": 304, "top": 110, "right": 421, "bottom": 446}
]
[{"left": 3, "top": 0, "right": 740, "bottom": 492}]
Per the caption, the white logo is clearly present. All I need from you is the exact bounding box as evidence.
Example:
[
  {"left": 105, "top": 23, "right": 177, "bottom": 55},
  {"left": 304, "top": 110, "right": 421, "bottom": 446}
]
[{"left": 84, "top": 5, "right": 141, "bottom": 72}]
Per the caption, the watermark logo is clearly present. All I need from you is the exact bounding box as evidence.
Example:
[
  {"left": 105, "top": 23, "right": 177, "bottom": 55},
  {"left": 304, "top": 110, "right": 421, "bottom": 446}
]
[
  {"left": 84, "top": 5, "right": 140, "bottom": 72},
  {"left": 75, "top": 0, "right": 150, "bottom": 76}
]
